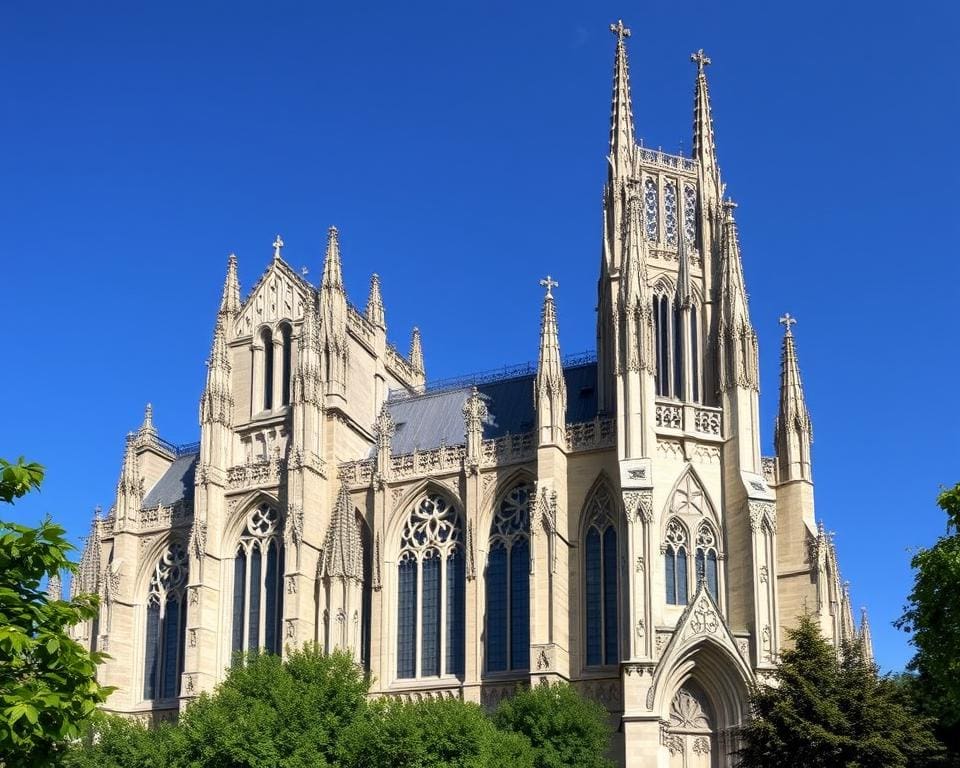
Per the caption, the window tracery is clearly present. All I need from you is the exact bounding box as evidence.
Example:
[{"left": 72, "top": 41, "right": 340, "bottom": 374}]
[
  {"left": 683, "top": 183, "right": 697, "bottom": 245},
  {"left": 695, "top": 522, "right": 719, "bottom": 601},
  {"left": 486, "top": 483, "right": 532, "bottom": 674},
  {"left": 397, "top": 493, "right": 465, "bottom": 679},
  {"left": 144, "top": 542, "right": 188, "bottom": 700},
  {"left": 664, "top": 180, "right": 678, "bottom": 245},
  {"left": 643, "top": 176, "right": 659, "bottom": 241},
  {"left": 231, "top": 503, "right": 285, "bottom": 656},
  {"left": 664, "top": 518, "right": 689, "bottom": 605},
  {"left": 584, "top": 485, "right": 618, "bottom": 666},
  {"left": 653, "top": 289, "right": 683, "bottom": 399}
]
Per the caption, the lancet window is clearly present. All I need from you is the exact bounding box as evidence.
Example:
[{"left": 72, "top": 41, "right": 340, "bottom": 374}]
[
  {"left": 486, "top": 483, "right": 532, "bottom": 674},
  {"left": 695, "top": 522, "right": 719, "bottom": 601},
  {"left": 584, "top": 486, "right": 619, "bottom": 667},
  {"left": 143, "top": 542, "right": 188, "bottom": 700},
  {"left": 664, "top": 180, "right": 678, "bottom": 245},
  {"left": 280, "top": 323, "right": 292, "bottom": 407},
  {"left": 664, "top": 519, "right": 689, "bottom": 605},
  {"left": 653, "top": 288, "right": 683, "bottom": 399},
  {"left": 643, "top": 176, "right": 659, "bottom": 241},
  {"left": 231, "top": 504, "right": 284, "bottom": 656},
  {"left": 683, "top": 184, "right": 697, "bottom": 245},
  {"left": 261, "top": 328, "right": 274, "bottom": 411},
  {"left": 397, "top": 493, "right": 465, "bottom": 680}
]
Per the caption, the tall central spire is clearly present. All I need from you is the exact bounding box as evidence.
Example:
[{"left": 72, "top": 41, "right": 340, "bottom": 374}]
[
  {"left": 608, "top": 20, "right": 635, "bottom": 177},
  {"left": 691, "top": 49, "right": 722, "bottom": 206}
]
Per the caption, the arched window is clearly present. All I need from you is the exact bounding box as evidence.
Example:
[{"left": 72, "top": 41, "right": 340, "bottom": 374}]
[
  {"left": 231, "top": 504, "right": 284, "bottom": 656},
  {"left": 690, "top": 304, "right": 701, "bottom": 403},
  {"left": 653, "top": 291, "right": 683, "bottom": 399},
  {"left": 486, "top": 483, "right": 531, "bottom": 673},
  {"left": 664, "top": 519, "right": 689, "bottom": 606},
  {"left": 643, "top": 176, "right": 659, "bottom": 241},
  {"left": 397, "top": 493, "right": 465, "bottom": 679},
  {"left": 144, "top": 542, "right": 188, "bottom": 700},
  {"left": 261, "top": 328, "right": 274, "bottom": 411},
  {"left": 584, "top": 486, "right": 618, "bottom": 667},
  {"left": 695, "top": 523, "right": 719, "bottom": 601},
  {"left": 664, "top": 180, "right": 678, "bottom": 245},
  {"left": 280, "top": 324, "right": 292, "bottom": 407}
]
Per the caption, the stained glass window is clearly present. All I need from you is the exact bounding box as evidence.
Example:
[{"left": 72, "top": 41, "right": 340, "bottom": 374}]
[
  {"left": 696, "top": 523, "right": 719, "bottom": 601},
  {"left": 397, "top": 493, "right": 464, "bottom": 679},
  {"left": 232, "top": 504, "right": 285, "bottom": 656},
  {"left": 643, "top": 176, "right": 659, "bottom": 241},
  {"left": 143, "top": 542, "right": 188, "bottom": 700},
  {"left": 653, "top": 290, "right": 683, "bottom": 399},
  {"left": 485, "top": 483, "right": 532, "bottom": 674},
  {"left": 665, "top": 519, "right": 689, "bottom": 605},
  {"left": 262, "top": 328, "right": 274, "bottom": 411},
  {"left": 584, "top": 486, "right": 618, "bottom": 666},
  {"left": 664, "top": 180, "right": 678, "bottom": 245}
]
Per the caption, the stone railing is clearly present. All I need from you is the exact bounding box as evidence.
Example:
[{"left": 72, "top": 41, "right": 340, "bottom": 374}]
[
  {"left": 565, "top": 416, "right": 616, "bottom": 452},
  {"left": 227, "top": 457, "right": 286, "bottom": 490},
  {"left": 636, "top": 146, "right": 698, "bottom": 172},
  {"left": 385, "top": 343, "right": 420, "bottom": 386},
  {"left": 391, "top": 444, "right": 466, "bottom": 478},
  {"left": 134, "top": 501, "right": 193, "bottom": 530},
  {"left": 655, "top": 401, "right": 723, "bottom": 438},
  {"left": 761, "top": 456, "right": 777, "bottom": 485},
  {"left": 338, "top": 458, "right": 375, "bottom": 486},
  {"left": 480, "top": 432, "right": 535, "bottom": 468}
]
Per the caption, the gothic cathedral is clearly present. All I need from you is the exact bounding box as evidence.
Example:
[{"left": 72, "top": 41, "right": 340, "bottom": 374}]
[{"left": 70, "top": 22, "right": 871, "bottom": 767}]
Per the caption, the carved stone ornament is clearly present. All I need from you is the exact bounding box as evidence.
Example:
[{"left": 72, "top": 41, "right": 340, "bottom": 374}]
[
  {"left": 189, "top": 519, "right": 207, "bottom": 560},
  {"left": 188, "top": 628, "right": 197, "bottom": 647},
  {"left": 188, "top": 586, "right": 199, "bottom": 607},
  {"left": 466, "top": 520, "right": 476, "bottom": 581},
  {"left": 372, "top": 533, "right": 382, "bottom": 591},
  {"left": 749, "top": 500, "right": 776, "bottom": 532},
  {"left": 185, "top": 675, "right": 195, "bottom": 694},
  {"left": 536, "top": 647, "right": 551, "bottom": 671},
  {"left": 287, "top": 575, "right": 298, "bottom": 594},
  {"left": 285, "top": 619, "right": 296, "bottom": 640}
]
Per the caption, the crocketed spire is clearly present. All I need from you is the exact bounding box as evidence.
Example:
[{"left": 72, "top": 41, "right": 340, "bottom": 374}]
[
  {"left": 409, "top": 327, "right": 424, "bottom": 374},
  {"left": 717, "top": 200, "right": 759, "bottom": 392},
  {"left": 859, "top": 606, "right": 874, "bottom": 664},
  {"left": 691, "top": 49, "right": 722, "bottom": 206},
  {"left": 218, "top": 253, "right": 241, "bottom": 326},
  {"left": 319, "top": 484, "right": 363, "bottom": 582},
  {"left": 137, "top": 402, "right": 157, "bottom": 439},
  {"left": 73, "top": 508, "right": 102, "bottom": 597},
  {"left": 200, "top": 316, "right": 233, "bottom": 426},
  {"left": 365, "top": 273, "right": 385, "bottom": 329},
  {"left": 115, "top": 432, "right": 142, "bottom": 523},
  {"left": 321, "top": 226, "right": 344, "bottom": 292},
  {"left": 774, "top": 314, "right": 813, "bottom": 481},
  {"left": 293, "top": 293, "right": 323, "bottom": 406},
  {"left": 619, "top": 197, "right": 654, "bottom": 373},
  {"left": 608, "top": 20, "right": 635, "bottom": 178},
  {"left": 535, "top": 276, "right": 567, "bottom": 446}
]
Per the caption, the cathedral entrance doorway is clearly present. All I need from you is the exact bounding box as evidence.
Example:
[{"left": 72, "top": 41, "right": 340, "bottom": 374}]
[{"left": 664, "top": 682, "right": 716, "bottom": 768}]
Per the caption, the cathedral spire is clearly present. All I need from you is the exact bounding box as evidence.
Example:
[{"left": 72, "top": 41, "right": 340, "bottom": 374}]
[
  {"left": 535, "top": 276, "right": 566, "bottom": 446},
  {"left": 409, "top": 327, "right": 424, "bottom": 374},
  {"left": 717, "top": 200, "right": 758, "bottom": 392},
  {"left": 859, "top": 606, "right": 874, "bottom": 664},
  {"left": 774, "top": 314, "right": 813, "bottom": 482},
  {"left": 321, "top": 226, "right": 344, "bottom": 293},
  {"left": 137, "top": 402, "right": 157, "bottom": 441},
  {"left": 608, "top": 20, "right": 635, "bottom": 178},
  {"left": 320, "top": 484, "right": 363, "bottom": 582},
  {"left": 365, "top": 273, "right": 385, "bottom": 329},
  {"left": 218, "top": 253, "right": 241, "bottom": 327},
  {"left": 691, "top": 49, "right": 722, "bottom": 206},
  {"left": 200, "top": 315, "right": 233, "bottom": 427}
]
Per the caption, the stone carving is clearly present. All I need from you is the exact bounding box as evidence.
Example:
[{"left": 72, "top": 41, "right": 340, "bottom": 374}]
[
  {"left": 188, "top": 628, "right": 197, "bottom": 647},
  {"left": 536, "top": 647, "right": 551, "bottom": 671},
  {"left": 184, "top": 674, "right": 195, "bottom": 694},
  {"left": 759, "top": 565, "right": 768, "bottom": 583},
  {"left": 657, "top": 439, "right": 684, "bottom": 459},
  {"left": 655, "top": 403, "right": 682, "bottom": 429},
  {"left": 285, "top": 619, "right": 296, "bottom": 640},
  {"left": 189, "top": 519, "right": 207, "bottom": 560},
  {"left": 749, "top": 501, "right": 776, "bottom": 532},
  {"left": 287, "top": 575, "right": 298, "bottom": 594},
  {"left": 565, "top": 417, "right": 616, "bottom": 452},
  {"left": 693, "top": 736, "right": 711, "bottom": 755}
]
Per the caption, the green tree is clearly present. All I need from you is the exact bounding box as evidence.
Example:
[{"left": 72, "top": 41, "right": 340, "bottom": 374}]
[
  {"left": 492, "top": 682, "right": 614, "bottom": 768},
  {"left": 62, "top": 713, "right": 185, "bottom": 768},
  {"left": 0, "top": 457, "right": 114, "bottom": 767},
  {"left": 338, "top": 696, "right": 533, "bottom": 768},
  {"left": 897, "top": 483, "right": 960, "bottom": 764},
  {"left": 738, "top": 615, "right": 942, "bottom": 768}
]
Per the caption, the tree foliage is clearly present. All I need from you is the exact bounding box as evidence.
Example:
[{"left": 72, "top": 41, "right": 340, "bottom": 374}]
[
  {"left": 492, "top": 682, "right": 614, "bottom": 768},
  {"left": 738, "top": 615, "right": 942, "bottom": 768},
  {"left": 896, "top": 482, "right": 960, "bottom": 764},
  {"left": 0, "top": 458, "right": 114, "bottom": 767}
]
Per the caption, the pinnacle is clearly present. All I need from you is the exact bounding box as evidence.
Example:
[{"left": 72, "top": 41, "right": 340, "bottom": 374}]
[
  {"left": 365, "top": 273, "right": 385, "bottom": 328},
  {"left": 218, "top": 252, "right": 241, "bottom": 323},
  {"left": 608, "top": 19, "right": 635, "bottom": 175},
  {"left": 409, "top": 327, "right": 424, "bottom": 373},
  {"left": 322, "top": 225, "right": 344, "bottom": 292}
]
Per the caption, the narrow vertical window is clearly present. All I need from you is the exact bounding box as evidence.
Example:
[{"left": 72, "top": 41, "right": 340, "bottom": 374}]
[
  {"left": 672, "top": 300, "right": 683, "bottom": 398},
  {"left": 233, "top": 504, "right": 285, "bottom": 655},
  {"left": 664, "top": 180, "right": 678, "bottom": 245},
  {"left": 485, "top": 483, "right": 531, "bottom": 674},
  {"left": 683, "top": 184, "right": 698, "bottom": 246},
  {"left": 690, "top": 306, "right": 701, "bottom": 403},
  {"left": 583, "top": 486, "right": 618, "bottom": 667},
  {"left": 396, "top": 493, "right": 464, "bottom": 680},
  {"left": 262, "top": 328, "right": 274, "bottom": 411},
  {"left": 280, "top": 325, "right": 292, "bottom": 406},
  {"left": 696, "top": 523, "right": 720, "bottom": 602},
  {"left": 643, "top": 176, "right": 659, "bottom": 241},
  {"left": 360, "top": 519, "right": 373, "bottom": 671},
  {"left": 664, "top": 519, "right": 689, "bottom": 606},
  {"left": 143, "top": 542, "right": 188, "bottom": 700}
]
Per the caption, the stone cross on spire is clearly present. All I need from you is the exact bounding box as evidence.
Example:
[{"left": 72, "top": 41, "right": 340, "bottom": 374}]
[
  {"left": 273, "top": 234, "right": 284, "bottom": 260},
  {"left": 539, "top": 275, "right": 559, "bottom": 298},
  {"left": 691, "top": 48, "right": 711, "bottom": 72},
  {"left": 609, "top": 19, "right": 631, "bottom": 41},
  {"left": 779, "top": 313, "right": 797, "bottom": 335}
]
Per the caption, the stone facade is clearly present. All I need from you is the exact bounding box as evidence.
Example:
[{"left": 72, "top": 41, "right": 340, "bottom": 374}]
[{"left": 70, "top": 22, "right": 871, "bottom": 767}]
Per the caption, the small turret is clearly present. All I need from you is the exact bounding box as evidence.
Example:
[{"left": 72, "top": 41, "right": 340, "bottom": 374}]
[
  {"left": 365, "top": 273, "right": 386, "bottom": 329},
  {"left": 717, "top": 200, "right": 759, "bottom": 393},
  {"left": 114, "top": 433, "right": 142, "bottom": 525},
  {"left": 409, "top": 327, "right": 424, "bottom": 375},
  {"left": 535, "top": 276, "right": 566, "bottom": 447},
  {"left": 774, "top": 314, "right": 813, "bottom": 482},
  {"left": 320, "top": 226, "right": 349, "bottom": 399}
]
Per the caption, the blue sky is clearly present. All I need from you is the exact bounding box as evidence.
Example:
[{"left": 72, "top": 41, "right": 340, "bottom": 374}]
[{"left": 1, "top": 1, "right": 957, "bottom": 673}]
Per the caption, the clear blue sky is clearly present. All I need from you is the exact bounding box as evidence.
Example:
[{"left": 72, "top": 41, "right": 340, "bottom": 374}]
[{"left": 1, "top": 1, "right": 957, "bottom": 673}]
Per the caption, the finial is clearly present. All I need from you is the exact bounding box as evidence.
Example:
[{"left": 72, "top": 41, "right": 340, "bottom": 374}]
[
  {"left": 779, "top": 313, "right": 797, "bottom": 335},
  {"left": 301, "top": 265, "right": 309, "bottom": 277},
  {"left": 609, "top": 19, "right": 631, "bottom": 42},
  {"left": 273, "top": 234, "right": 284, "bottom": 259},
  {"left": 691, "top": 49, "right": 712, "bottom": 72},
  {"left": 539, "top": 275, "right": 559, "bottom": 298}
]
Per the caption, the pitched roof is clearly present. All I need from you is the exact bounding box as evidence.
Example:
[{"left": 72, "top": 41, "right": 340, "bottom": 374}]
[
  {"left": 380, "top": 362, "right": 598, "bottom": 456},
  {"left": 142, "top": 453, "right": 198, "bottom": 507}
]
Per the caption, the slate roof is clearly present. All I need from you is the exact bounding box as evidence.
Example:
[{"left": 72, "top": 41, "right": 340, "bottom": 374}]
[
  {"left": 142, "top": 453, "right": 198, "bottom": 507},
  {"left": 381, "top": 362, "right": 598, "bottom": 456}
]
